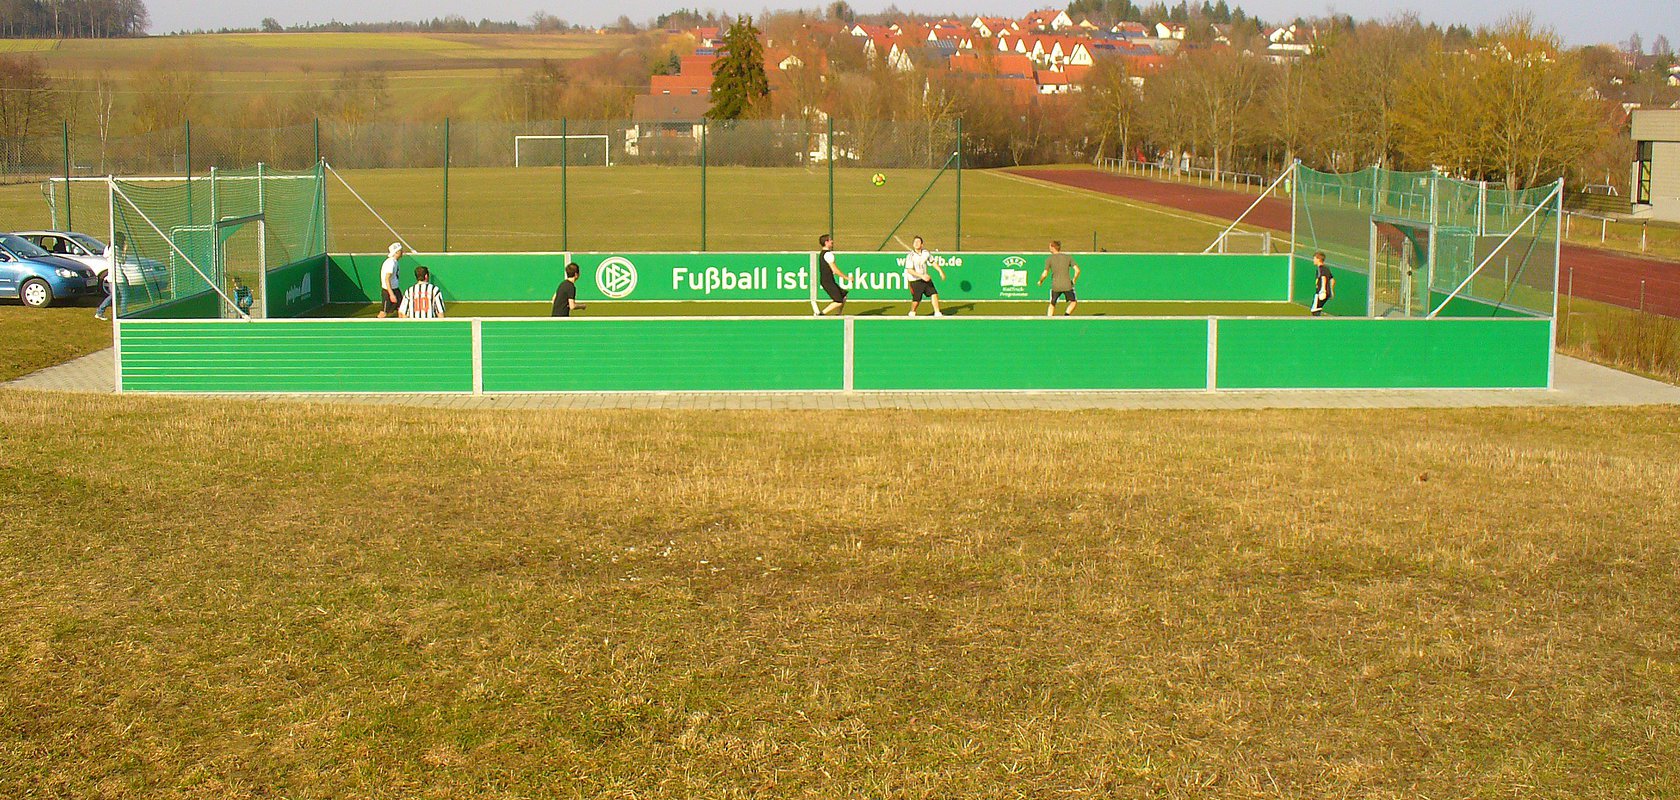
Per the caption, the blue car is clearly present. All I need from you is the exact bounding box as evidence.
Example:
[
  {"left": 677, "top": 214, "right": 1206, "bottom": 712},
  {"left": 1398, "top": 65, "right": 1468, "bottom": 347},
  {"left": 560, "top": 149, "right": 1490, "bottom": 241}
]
[{"left": 0, "top": 233, "right": 102, "bottom": 308}]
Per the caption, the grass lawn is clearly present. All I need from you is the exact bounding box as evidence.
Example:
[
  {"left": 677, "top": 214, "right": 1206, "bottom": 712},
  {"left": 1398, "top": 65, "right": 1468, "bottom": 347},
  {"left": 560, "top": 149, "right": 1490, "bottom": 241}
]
[
  {"left": 0, "top": 301, "right": 111, "bottom": 382},
  {"left": 311, "top": 300, "right": 1308, "bottom": 318},
  {"left": 0, "top": 166, "right": 1272, "bottom": 257},
  {"left": 1, "top": 392, "right": 1677, "bottom": 797}
]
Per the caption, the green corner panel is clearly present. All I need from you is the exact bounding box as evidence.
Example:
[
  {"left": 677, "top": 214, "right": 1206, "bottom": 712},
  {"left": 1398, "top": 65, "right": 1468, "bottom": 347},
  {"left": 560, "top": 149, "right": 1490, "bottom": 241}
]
[
  {"left": 1427, "top": 291, "right": 1543, "bottom": 319},
  {"left": 1291, "top": 258, "right": 1370, "bottom": 317},
  {"left": 120, "top": 321, "right": 473, "bottom": 393},
  {"left": 329, "top": 253, "right": 571, "bottom": 304},
  {"left": 265, "top": 255, "right": 329, "bottom": 318},
  {"left": 123, "top": 290, "right": 223, "bottom": 320},
  {"left": 851, "top": 318, "right": 1209, "bottom": 390},
  {"left": 1214, "top": 318, "right": 1551, "bottom": 389},
  {"left": 480, "top": 318, "right": 844, "bottom": 392}
]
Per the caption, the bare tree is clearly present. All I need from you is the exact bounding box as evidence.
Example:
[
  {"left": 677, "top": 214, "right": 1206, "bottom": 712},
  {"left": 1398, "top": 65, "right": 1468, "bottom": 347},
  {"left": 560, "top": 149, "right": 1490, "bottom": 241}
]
[{"left": 0, "top": 55, "right": 55, "bottom": 173}]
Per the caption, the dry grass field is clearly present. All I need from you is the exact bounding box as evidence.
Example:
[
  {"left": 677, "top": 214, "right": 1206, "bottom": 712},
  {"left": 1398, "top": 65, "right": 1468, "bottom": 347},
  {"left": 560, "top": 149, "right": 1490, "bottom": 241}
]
[
  {"left": 2, "top": 392, "right": 1677, "bottom": 797},
  {"left": 0, "top": 303, "right": 110, "bottom": 382}
]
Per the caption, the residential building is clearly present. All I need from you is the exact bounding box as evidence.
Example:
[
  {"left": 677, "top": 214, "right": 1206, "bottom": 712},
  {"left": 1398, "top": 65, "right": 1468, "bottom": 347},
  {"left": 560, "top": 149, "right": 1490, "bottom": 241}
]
[{"left": 1631, "top": 108, "right": 1680, "bottom": 222}]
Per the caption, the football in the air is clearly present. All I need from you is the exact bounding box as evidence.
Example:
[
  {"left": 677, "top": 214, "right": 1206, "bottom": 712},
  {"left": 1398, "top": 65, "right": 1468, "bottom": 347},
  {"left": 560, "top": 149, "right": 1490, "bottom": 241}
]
[{"left": 871, "top": 173, "right": 887, "bottom": 187}]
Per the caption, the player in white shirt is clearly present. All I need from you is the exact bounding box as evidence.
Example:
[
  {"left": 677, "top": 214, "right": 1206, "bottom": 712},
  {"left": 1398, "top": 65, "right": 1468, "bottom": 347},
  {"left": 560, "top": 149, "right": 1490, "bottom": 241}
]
[
  {"left": 377, "top": 242, "right": 404, "bottom": 318},
  {"left": 904, "top": 236, "right": 945, "bottom": 316}
]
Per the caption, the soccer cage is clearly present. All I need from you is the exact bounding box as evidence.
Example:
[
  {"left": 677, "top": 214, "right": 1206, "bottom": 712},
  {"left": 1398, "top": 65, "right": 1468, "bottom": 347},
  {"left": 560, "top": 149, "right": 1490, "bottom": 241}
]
[
  {"left": 1291, "top": 165, "right": 1562, "bottom": 319},
  {"left": 106, "top": 163, "right": 328, "bottom": 320}
]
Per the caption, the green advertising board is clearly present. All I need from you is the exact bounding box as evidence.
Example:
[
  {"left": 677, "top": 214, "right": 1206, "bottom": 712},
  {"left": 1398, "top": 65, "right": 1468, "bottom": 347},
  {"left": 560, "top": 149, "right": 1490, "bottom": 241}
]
[
  {"left": 563, "top": 251, "right": 1291, "bottom": 304},
  {"left": 567, "top": 252, "right": 815, "bottom": 302}
]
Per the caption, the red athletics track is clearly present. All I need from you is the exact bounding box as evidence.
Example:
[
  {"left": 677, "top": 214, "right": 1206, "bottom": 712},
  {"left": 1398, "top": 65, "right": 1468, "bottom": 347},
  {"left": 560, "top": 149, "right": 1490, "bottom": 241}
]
[{"left": 1012, "top": 168, "right": 1680, "bottom": 318}]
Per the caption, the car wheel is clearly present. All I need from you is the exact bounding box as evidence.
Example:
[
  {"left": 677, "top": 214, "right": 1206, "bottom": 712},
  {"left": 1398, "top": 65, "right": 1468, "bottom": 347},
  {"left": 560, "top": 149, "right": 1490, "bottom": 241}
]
[{"left": 20, "top": 279, "right": 53, "bottom": 308}]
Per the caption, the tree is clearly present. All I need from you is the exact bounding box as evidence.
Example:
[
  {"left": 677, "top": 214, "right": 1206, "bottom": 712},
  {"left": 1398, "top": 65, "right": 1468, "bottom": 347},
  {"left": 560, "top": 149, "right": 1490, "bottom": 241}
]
[
  {"left": 0, "top": 55, "right": 54, "bottom": 173},
  {"left": 261, "top": 17, "right": 282, "bottom": 32},
  {"left": 1396, "top": 17, "right": 1606, "bottom": 188},
  {"left": 130, "top": 48, "right": 209, "bottom": 134},
  {"left": 1177, "top": 47, "right": 1269, "bottom": 176},
  {"left": 1654, "top": 34, "right": 1673, "bottom": 57},
  {"left": 709, "top": 15, "right": 770, "bottom": 120},
  {"left": 1081, "top": 56, "right": 1141, "bottom": 160},
  {"left": 827, "top": 1, "right": 855, "bottom": 24},
  {"left": 1626, "top": 32, "right": 1643, "bottom": 55}
]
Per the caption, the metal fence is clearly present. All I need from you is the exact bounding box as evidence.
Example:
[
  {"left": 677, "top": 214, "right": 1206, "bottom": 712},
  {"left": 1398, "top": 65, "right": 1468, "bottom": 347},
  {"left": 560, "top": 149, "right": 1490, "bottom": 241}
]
[{"left": 7, "top": 118, "right": 965, "bottom": 255}]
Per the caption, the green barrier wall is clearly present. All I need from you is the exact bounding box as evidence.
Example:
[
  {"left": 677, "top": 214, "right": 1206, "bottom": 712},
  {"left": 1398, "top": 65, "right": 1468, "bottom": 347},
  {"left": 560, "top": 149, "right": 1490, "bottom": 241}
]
[
  {"left": 1292, "top": 257, "right": 1371, "bottom": 316},
  {"left": 329, "top": 253, "right": 571, "bottom": 304},
  {"left": 119, "top": 320, "right": 474, "bottom": 392},
  {"left": 264, "top": 255, "right": 330, "bottom": 318},
  {"left": 331, "top": 252, "right": 1291, "bottom": 305},
  {"left": 481, "top": 319, "right": 843, "bottom": 392},
  {"left": 1214, "top": 318, "right": 1551, "bottom": 389},
  {"left": 852, "top": 318, "right": 1210, "bottom": 390}
]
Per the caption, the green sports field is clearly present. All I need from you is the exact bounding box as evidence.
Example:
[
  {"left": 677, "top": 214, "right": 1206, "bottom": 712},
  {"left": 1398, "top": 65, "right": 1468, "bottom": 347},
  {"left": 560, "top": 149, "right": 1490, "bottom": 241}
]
[
  {"left": 312, "top": 300, "right": 1308, "bottom": 318},
  {"left": 3, "top": 166, "right": 1275, "bottom": 256}
]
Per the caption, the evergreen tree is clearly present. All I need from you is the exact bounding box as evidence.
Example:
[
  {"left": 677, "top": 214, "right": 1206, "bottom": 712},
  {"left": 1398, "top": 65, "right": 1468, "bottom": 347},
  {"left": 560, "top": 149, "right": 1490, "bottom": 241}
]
[{"left": 709, "top": 15, "right": 770, "bottom": 120}]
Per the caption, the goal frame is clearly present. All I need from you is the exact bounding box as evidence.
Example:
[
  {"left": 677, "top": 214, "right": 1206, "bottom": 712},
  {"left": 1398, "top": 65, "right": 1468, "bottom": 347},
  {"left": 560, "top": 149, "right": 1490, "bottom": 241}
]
[{"left": 514, "top": 135, "right": 612, "bottom": 168}]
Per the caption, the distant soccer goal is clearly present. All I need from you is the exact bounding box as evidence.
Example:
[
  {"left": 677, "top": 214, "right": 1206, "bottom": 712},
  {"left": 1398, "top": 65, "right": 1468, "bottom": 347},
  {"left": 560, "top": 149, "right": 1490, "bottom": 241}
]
[{"left": 514, "top": 135, "right": 612, "bottom": 167}]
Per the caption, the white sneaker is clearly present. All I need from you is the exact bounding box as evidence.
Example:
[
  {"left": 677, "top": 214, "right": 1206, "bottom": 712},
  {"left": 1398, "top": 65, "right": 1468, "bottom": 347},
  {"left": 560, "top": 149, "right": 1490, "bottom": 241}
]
[
  {"left": 907, "top": 311, "right": 916, "bottom": 317},
  {"left": 933, "top": 311, "right": 945, "bottom": 317}
]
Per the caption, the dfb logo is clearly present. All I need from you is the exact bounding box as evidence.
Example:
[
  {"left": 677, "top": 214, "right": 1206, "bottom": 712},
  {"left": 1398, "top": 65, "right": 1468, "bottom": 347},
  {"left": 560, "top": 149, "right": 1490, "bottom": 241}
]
[{"left": 596, "top": 257, "right": 638, "bottom": 299}]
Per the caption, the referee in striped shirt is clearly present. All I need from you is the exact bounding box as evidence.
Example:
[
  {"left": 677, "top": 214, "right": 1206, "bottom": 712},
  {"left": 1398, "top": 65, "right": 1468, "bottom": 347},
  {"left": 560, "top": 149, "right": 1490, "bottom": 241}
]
[{"left": 398, "top": 266, "right": 446, "bottom": 319}]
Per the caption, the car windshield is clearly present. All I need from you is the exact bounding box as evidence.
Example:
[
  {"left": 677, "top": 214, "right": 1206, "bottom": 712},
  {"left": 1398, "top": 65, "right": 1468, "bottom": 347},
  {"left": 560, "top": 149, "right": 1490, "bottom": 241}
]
[
  {"left": 70, "top": 233, "right": 106, "bottom": 252},
  {"left": 0, "top": 234, "right": 50, "bottom": 258}
]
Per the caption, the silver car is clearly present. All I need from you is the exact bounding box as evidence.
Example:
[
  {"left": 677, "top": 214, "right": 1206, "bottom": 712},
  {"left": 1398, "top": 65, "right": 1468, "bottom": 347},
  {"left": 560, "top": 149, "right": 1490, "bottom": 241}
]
[{"left": 14, "top": 230, "right": 170, "bottom": 295}]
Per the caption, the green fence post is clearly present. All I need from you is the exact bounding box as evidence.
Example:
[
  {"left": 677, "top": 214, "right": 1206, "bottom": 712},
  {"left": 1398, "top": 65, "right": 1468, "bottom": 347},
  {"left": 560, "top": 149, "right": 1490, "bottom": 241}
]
[
  {"left": 955, "top": 118, "right": 963, "bottom": 250},
  {"left": 827, "top": 116, "right": 835, "bottom": 238},
  {"left": 184, "top": 120, "right": 193, "bottom": 225},
  {"left": 442, "top": 117, "right": 451, "bottom": 253},
  {"left": 62, "top": 120, "right": 71, "bottom": 231},
  {"left": 700, "top": 119, "right": 708, "bottom": 252},
  {"left": 561, "top": 118, "right": 569, "bottom": 251}
]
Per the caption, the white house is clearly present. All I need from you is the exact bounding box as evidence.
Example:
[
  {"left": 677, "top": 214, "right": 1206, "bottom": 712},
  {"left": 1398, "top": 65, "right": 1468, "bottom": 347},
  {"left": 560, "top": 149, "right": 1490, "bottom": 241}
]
[{"left": 1155, "top": 22, "right": 1186, "bottom": 40}]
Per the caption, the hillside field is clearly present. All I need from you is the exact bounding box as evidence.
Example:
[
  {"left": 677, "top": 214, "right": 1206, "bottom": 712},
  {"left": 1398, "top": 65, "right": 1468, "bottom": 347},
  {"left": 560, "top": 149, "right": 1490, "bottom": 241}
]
[{"left": 1, "top": 32, "right": 634, "bottom": 119}]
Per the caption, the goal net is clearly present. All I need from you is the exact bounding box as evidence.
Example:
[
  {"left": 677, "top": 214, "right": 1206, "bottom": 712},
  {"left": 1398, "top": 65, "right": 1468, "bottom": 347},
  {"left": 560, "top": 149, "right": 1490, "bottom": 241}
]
[
  {"left": 514, "top": 135, "right": 612, "bottom": 167},
  {"left": 108, "top": 164, "right": 326, "bottom": 319}
]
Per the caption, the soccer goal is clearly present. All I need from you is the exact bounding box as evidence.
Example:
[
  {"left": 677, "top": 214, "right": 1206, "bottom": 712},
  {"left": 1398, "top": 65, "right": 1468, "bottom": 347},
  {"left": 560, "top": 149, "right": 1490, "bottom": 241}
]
[{"left": 514, "top": 135, "right": 612, "bottom": 167}]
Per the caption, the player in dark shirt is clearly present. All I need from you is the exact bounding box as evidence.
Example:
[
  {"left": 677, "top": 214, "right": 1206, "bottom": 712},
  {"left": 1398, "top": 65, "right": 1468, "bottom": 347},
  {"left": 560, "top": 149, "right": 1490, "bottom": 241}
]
[
  {"left": 1311, "top": 251, "right": 1335, "bottom": 316},
  {"left": 552, "top": 262, "right": 587, "bottom": 317},
  {"left": 815, "top": 233, "right": 850, "bottom": 316}
]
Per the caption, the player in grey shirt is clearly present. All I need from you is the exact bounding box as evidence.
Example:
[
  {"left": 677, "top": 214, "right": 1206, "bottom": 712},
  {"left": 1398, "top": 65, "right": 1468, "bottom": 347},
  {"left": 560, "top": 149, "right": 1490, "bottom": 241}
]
[{"left": 1037, "top": 240, "right": 1080, "bottom": 316}]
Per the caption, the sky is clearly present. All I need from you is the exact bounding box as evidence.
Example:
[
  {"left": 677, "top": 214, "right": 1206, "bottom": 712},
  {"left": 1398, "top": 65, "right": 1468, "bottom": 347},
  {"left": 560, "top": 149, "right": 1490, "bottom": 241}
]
[{"left": 149, "top": 0, "right": 1676, "bottom": 48}]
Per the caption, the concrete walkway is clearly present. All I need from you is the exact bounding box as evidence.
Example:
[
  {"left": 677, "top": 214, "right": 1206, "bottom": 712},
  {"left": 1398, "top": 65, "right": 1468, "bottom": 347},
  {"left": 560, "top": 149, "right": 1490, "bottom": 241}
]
[{"left": 7, "top": 349, "right": 1680, "bottom": 409}]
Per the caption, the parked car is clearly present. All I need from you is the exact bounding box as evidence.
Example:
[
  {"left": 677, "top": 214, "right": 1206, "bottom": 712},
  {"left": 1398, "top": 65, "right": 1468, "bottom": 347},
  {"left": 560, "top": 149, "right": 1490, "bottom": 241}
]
[
  {"left": 0, "top": 233, "right": 102, "bottom": 308},
  {"left": 14, "top": 230, "right": 169, "bottom": 295}
]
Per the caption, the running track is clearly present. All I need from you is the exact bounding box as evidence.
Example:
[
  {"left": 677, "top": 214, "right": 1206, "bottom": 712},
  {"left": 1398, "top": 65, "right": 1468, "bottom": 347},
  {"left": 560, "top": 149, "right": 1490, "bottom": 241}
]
[{"left": 1012, "top": 169, "right": 1680, "bottom": 318}]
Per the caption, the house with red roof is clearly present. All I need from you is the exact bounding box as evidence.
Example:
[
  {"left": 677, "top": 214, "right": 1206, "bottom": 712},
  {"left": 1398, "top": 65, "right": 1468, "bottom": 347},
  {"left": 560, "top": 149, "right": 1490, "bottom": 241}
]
[
  {"left": 1020, "top": 8, "right": 1074, "bottom": 31},
  {"left": 970, "top": 16, "right": 1017, "bottom": 37}
]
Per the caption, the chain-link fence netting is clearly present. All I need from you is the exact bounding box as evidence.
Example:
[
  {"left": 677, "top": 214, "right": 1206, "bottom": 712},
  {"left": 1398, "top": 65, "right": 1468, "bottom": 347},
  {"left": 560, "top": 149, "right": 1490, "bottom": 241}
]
[
  {"left": 1296, "top": 165, "right": 1559, "bottom": 318},
  {"left": 111, "top": 164, "right": 326, "bottom": 319},
  {"left": 9, "top": 118, "right": 961, "bottom": 256}
]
